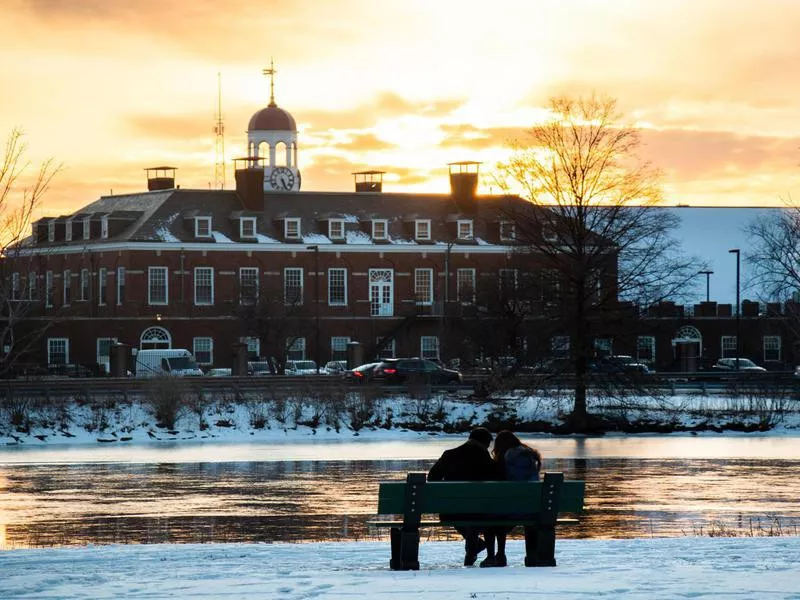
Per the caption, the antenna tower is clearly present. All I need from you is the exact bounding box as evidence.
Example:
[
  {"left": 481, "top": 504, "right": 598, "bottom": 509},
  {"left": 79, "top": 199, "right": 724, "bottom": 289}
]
[{"left": 213, "top": 72, "right": 225, "bottom": 190}]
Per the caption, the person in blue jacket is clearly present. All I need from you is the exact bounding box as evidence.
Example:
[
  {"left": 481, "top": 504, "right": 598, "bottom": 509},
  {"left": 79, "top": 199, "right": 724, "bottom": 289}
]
[{"left": 481, "top": 430, "right": 542, "bottom": 567}]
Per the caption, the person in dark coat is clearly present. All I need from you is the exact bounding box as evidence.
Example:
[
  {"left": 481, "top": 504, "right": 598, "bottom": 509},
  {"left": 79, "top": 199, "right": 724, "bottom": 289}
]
[
  {"left": 480, "top": 430, "right": 542, "bottom": 568},
  {"left": 427, "top": 427, "right": 502, "bottom": 566}
]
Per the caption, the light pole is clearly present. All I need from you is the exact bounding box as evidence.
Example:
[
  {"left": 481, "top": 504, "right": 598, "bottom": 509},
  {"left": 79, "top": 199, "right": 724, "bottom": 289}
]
[
  {"left": 697, "top": 270, "right": 713, "bottom": 303},
  {"left": 728, "top": 249, "right": 740, "bottom": 371},
  {"left": 307, "top": 245, "right": 320, "bottom": 373}
]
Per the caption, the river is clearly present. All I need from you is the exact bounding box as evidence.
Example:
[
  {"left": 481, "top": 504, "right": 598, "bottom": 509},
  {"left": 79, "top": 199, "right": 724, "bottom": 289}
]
[{"left": 1, "top": 435, "right": 798, "bottom": 549}]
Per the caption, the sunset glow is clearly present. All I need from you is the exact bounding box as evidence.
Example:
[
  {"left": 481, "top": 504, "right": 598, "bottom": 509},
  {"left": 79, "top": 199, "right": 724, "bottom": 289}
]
[{"left": 2, "top": 0, "right": 800, "bottom": 217}]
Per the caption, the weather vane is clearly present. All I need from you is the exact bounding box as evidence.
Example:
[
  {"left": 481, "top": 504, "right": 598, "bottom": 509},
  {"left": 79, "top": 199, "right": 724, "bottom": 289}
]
[{"left": 262, "top": 58, "right": 277, "bottom": 107}]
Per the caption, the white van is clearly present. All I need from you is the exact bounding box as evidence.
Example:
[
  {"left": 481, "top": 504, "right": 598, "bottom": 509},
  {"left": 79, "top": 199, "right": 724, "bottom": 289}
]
[{"left": 134, "top": 349, "right": 204, "bottom": 378}]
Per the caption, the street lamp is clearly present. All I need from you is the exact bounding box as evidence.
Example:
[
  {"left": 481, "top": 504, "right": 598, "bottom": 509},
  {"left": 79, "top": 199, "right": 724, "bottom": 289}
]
[
  {"left": 728, "top": 249, "right": 740, "bottom": 371},
  {"left": 307, "top": 245, "right": 321, "bottom": 374},
  {"left": 697, "top": 270, "right": 713, "bottom": 303}
]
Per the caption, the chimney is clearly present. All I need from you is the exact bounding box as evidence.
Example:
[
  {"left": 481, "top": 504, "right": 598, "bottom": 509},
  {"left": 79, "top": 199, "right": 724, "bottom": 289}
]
[
  {"left": 234, "top": 157, "right": 265, "bottom": 211},
  {"left": 145, "top": 166, "right": 177, "bottom": 191},
  {"left": 449, "top": 161, "right": 480, "bottom": 213},
  {"left": 353, "top": 170, "right": 385, "bottom": 193}
]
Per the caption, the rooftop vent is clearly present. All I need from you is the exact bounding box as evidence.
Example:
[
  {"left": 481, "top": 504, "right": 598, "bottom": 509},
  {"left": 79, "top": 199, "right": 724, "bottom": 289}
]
[
  {"left": 353, "top": 170, "right": 385, "bottom": 193},
  {"left": 234, "top": 156, "right": 266, "bottom": 211},
  {"left": 145, "top": 166, "right": 177, "bottom": 191}
]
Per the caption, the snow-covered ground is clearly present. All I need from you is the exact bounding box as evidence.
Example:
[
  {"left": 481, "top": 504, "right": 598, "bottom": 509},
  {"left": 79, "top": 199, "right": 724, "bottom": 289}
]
[
  {"left": 2, "top": 388, "right": 798, "bottom": 446},
  {"left": 1, "top": 537, "right": 798, "bottom": 599}
]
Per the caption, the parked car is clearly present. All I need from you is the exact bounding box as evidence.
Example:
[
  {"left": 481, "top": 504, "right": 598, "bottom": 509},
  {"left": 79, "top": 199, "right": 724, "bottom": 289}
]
[
  {"left": 205, "top": 368, "right": 232, "bottom": 377},
  {"left": 343, "top": 362, "right": 382, "bottom": 383},
  {"left": 371, "top": 358, "right": 462, "bottom": 385},
  {"left": 46, "top": 363, "right": 94, "bottom": 378},
  {"left": 323, "top": 360, "right": 348, "bottom": 375},
  {"left": 248, "top": 360, "right": 276, "bottom": 376},
  {"left": 590, "top": 355, "right": 653, "bottom": 376},
  {"left": 712, "top": 358, "right": 766, "bottom": 373},
  {"left": 285, "top": 360, "right": 319, "bottom": 375}
]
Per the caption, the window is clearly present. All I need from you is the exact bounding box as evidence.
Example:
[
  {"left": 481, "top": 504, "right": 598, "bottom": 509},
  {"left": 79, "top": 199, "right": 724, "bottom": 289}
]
[
  {"left": 47, "top": 338, "right": 69, "bottom": 365},
  {"left": 11, "top": 272, "right": 20, "bottom": 301},
  {"left": 499, "top": 269, "right": 517, "bottom": 297},
  {"left": 239, "top": 267, "right": 259, "bottom": 305},
  {"left": 285, "top": 218, "right": 301, "bottom": 239},
  {"left": 286, "top": 337, "right": 306, "bottom": 361},
  {"left": 328, "top": 219, "right": 345, "bottom": 240},
  {"left": 331, "top": 336, "right": 350, "bottom": 361},
  {"left": 637, "top": 336, "right": 655, "bottom": 363},
  {"left": 763, "top": 336, "right": 781, "bottom": 362},
  {"left": 83, "top": 217, "right": 90, "bottom": 240},
  {"left": 414, "top": 268, "right": 433, "bottom": 305},
  {"left": 240, "top": 217, "right": 257, "bottom": 238},
  {"left": 376, "top": 337, "right": 396, "bottom": 359},
  {"left": 194, "top": 267, "right": 214, "bottom": 305},
  {"left": 457, "top": 220, "right": 473, "bottom": 240},
  {"left": 101, "top": 215, "right": 109, "bottom": 239},
  {"left": 241, "top": 336, "right": 260, "bottom": 358},
  {"left": 195, "top": 216, "right": 211, "bottom": 238},
  {"left": 117, "top": 267, "right": 126, "bottom": 305},
  {"left": 63, "top": 270, "right": 71, "bottom": 306},
  {"left": 499, "top": 221, "right": 516, "bottom": 241},
  {"left": 47, "top": 221, "right": 55, "bottom": 242},
  {"left": 415, "top": 219, "right": 431, "bottom": 240},
  {"left": 80, "top": 269, "right": 90, "bottom": 301},
  {"left": 328, "top": 267, "right": 347, "bottom": 306},
  {"left": 721, "top": 336, "right": 737, "bottom": 359},
  {"left": 542, "top": 223, "right": 558, "bottom": 243},
  {"left": 96, "top": 337, "right": 116, "bottom": 374},
  {"left": 45, "top": 271, "right": 53, "bottom": 307},
  {"left": 28, "top": 272, "right": 38, "bottom": 301},
  {"left": 594, "top": 337, "right": 612, "bottom": 358},
  {"left": 65, "top": 221, "right": 72, "bottom": 242},
  {"left": 148, "top": 266, "right": 168, "bottom": 305},
  {"left": 542, "top": 269, "right": 560, "bottom": 302},
  {"left": 369, "top": 268, "right": 394, "bottom": 317},
  {"left": 284, "top": 267, "right": 303, "bottom": 304},
  {"left": 372, "top": 219, "right": 388, "bottom": 240},
  {"left": 98, "top": 268, "right": 107, "bottom": 306},
  {"left": 193, "top": 337, "right": 213, "bottom": 364},
  {"left": 421, "top": 336, "right": 440, "bottom": 360},
  {"left": 457, "top": 268, "right": 475, "bottom": 304},
  {"left": 551, "top": 336, "right": 570, "bottom": 356}
]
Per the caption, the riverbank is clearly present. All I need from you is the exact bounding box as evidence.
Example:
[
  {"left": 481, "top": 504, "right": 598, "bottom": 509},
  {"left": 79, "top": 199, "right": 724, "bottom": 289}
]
[
  {"left": 2, "top": 537, "right": 798, "bottom": 599},
  {"left": 1, "top": 386, "right": 799, "bottom": 446}
]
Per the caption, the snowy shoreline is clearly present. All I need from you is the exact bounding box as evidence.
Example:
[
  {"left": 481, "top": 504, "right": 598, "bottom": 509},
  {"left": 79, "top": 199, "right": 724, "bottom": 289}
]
[
  {"left": 2, "top": 390, "right": 799, "bottom": 447},
  {"left": 1, "top": 537, "right": 798, "bottom": 599}
]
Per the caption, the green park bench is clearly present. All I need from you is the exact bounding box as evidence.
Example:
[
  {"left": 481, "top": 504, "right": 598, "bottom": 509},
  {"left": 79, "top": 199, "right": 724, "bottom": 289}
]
[{"left": 372, "top": 472, "right": 585, "bottom": 570}]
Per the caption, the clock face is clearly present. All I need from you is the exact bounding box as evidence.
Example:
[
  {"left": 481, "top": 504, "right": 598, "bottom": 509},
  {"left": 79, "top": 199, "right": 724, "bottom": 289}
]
[{"left": 269, "top": 167, "right": 296, "bottom": 190}]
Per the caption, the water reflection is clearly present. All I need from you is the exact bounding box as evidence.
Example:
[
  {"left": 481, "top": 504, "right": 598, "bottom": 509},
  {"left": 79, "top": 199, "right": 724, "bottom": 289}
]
[{"left": 1, "top": 452, "right": 799, "bottom": 549}]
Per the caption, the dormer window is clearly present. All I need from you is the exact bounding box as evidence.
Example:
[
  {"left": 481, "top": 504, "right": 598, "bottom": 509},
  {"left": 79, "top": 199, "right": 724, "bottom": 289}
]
[
  {"left": 329, "top": 219, "right": 345, "bottom": 240},
  {"left": 47, "top": 221, "right": 55, "bottom": 242},
  {"left": 101, "top": 215, "right": 109, "bottom": 239},
  {"left": 83, "top": 217, "right": 90, "bottom": 240},
  {"left": 457, "top": 219, "right": 473, "bottom": 240},
  {"left": 500, "top": 220, "right": 516, "bottom": 241},
  {"left": 240, "top": 217, "right": 257, "bottom": 239},
  {"left": 372, "top": 219, "right": 388, "bottom": 240},
  {"left": 65, "top": 221, "right": 72, "bottom": 242},
  {"left": 543, "top": 224, "right": 558, "bottom": 243},
  {"left": 285, "top": 217, "right": 301, "bottom": 239},
  {"left": 195, "top": 216, "right": 211, "bottom": 238},
  {"left": 415, "top": 219, "right": 431, "bottom": 241}
]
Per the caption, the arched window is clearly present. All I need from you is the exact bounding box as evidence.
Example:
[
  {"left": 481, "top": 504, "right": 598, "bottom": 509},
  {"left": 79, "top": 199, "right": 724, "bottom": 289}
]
[
  {"left": 140, "top": 326, "right": 171, "bottom": 350},
  {"left": 275, "top": 141, "right": 288, "bottom": 167},
  {"left": 675, "top": 325, "right": 701, "bottom": 342},
  {"left": 258, "top": 141, "right": 269, "bottom": 160}
]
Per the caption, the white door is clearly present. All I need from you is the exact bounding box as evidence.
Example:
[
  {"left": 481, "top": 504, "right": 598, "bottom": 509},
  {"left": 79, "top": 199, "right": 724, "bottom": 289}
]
[{"left": 369, "top": 269, "right": 394, "bottom": 316}]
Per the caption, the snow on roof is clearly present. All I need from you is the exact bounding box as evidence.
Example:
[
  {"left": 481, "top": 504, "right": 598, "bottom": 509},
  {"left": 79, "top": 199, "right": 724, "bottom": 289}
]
[
  {"left": 211, "top": 231, "right": 232, "bottom": 243},
  {"left": 346, "top": 230, "right": 373, "bottom": 244}
]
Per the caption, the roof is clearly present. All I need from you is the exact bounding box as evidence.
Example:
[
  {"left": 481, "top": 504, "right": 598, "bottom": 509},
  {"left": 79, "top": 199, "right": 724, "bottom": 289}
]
[{"left": 248, "top": 103, "right": 297, "bottom": 131}]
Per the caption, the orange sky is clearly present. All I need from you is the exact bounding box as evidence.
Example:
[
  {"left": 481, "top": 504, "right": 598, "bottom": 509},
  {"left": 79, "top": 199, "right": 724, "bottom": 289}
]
[{"left": 2, "top": 0, "right": 800, "bottom": 218}]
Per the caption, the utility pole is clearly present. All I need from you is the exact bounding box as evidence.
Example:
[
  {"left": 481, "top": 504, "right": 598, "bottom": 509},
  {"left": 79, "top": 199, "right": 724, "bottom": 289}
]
[
  {"left": 728, "top": 249, "right": 740, "bottom": 371},
  {"left": 213, "top": 72, "right": 225, "bottom": 190},
  {"left": 307, "top": 245, "right": 320, "bottom": 373}
]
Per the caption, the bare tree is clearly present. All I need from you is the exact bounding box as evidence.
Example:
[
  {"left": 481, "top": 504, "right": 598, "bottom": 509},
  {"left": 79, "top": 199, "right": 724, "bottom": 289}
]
[
  {"left": 0, "top": 128, "right": 61, "bottom": 375},
  {"left": 745, "top": 202, "right": 800, "bottom": 303},
  {"left": 496, "top": 95, "right": 699, "bottom": 429}
]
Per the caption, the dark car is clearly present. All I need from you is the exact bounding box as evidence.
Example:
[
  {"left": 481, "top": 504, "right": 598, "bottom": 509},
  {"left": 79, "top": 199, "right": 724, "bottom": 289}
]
[
  {"left": 590, "top": 355, "right": 653, "bottom": 376},
  {"left": 46, "top": 363, "right": 94, "bottom": 378},
  {"left": 371, "top": 358, "right": 462, "bottom": 385},
  {"left": 712, "top": 358, "right": 766, "bottom": 373},
  {"left": 343, "top": 362, "right": 382, "bottom": 383}
]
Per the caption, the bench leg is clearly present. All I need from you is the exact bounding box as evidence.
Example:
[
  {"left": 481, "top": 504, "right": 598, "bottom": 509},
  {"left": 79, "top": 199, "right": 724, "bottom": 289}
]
[
  {"left": 390, "top": 527, "right": 420, "bottom": 571},
  {"left": 523, "top": 524, "right": 557, "bottom": 567}
]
